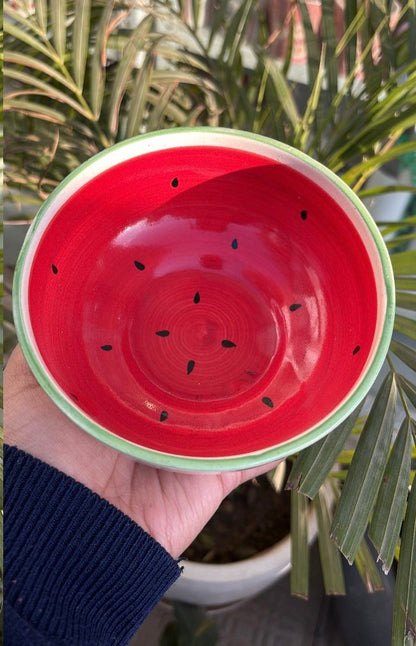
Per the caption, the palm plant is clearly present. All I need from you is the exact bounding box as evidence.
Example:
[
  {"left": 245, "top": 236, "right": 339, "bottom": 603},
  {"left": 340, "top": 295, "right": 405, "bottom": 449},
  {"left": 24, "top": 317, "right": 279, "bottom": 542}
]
[{"left": 4, "top": 1, "right": 416, "bottom": 644}]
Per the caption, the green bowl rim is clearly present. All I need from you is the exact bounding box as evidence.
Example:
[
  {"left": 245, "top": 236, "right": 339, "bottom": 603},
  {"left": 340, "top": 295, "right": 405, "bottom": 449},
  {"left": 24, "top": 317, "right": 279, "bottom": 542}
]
[{"left": 13, "top": 127, "right": 396, "bottom": 472}]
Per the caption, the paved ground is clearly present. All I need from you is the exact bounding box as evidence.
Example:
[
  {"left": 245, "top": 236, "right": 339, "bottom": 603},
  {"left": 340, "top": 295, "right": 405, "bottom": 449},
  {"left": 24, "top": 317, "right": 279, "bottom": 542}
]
[
  {"left": 129, "top": 543, "right": 394, "bottom": 646},
  {"left": 130, "top": 548, "right": 380, "bottom": 646}
]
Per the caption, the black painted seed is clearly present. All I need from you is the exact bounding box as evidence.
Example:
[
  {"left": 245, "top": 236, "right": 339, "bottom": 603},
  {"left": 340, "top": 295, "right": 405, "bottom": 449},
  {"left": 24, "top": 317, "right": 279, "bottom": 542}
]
[
  {"left": 155, "top": 330, "right": 170, "bottom": 337},
  {"left": 134, "top": 260, "right": 145, "bottom": 271},
  {"left": 194, "top": 291, "right": 200, "bottom": 304},
  {"left": 70, "top": 393, "right": 79, "bottom": 401},
  {"left": 187, "top": 360, "right": 195, "bottom": 375},
  {"left": 262, "top": 396, "right": 274, "bottom": 408},
  {"left": 171, "top": 177, "right": 179, "bottom": 188},
  {"left": 52, "top": 264, "right": 58, "bottom": 274},
  {"left": 231, "top": 238, "right": 238, "bottom": 249},
  {"left": 353, "top": 345, "right": 361, "bottom": 355},
  {"left": 160, "top": 410, "right": 169, "bottom": 422},
  {"left": 301, "top": 210, "right": 308, "bottom": 220},
  {"left": 101, "top": 344, "right": 113, "bottom": 351},
  {"left": 289, "top": 303, "right": 302, "bottom": 311},
  {"left": 222, "top": 339, "right": 236, "bottom": 348}
]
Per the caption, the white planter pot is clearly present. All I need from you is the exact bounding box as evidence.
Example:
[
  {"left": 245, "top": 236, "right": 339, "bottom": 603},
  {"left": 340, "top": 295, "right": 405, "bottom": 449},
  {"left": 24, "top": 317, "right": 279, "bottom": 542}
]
[{"left": 166, "top": 510, "right": 317, "bottom": 608}]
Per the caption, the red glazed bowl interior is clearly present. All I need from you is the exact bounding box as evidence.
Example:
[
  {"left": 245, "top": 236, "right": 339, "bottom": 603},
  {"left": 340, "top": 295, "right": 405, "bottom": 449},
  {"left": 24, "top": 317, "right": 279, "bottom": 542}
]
[{"left": 15, "top": 129, "right": 393, "bottom": 469}]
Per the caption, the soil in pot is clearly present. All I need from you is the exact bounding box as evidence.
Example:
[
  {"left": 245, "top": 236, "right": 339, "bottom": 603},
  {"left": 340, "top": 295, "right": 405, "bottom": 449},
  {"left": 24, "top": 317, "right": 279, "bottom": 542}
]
[{"left": 183, "top": 475, "right": 291, "bottom": 564}]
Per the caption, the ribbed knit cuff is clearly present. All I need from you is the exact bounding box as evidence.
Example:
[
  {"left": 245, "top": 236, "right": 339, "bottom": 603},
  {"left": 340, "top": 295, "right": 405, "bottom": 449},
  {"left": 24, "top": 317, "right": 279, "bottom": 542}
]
[{"left": 4, "top": 444, "right": 181, "bottom": 646}]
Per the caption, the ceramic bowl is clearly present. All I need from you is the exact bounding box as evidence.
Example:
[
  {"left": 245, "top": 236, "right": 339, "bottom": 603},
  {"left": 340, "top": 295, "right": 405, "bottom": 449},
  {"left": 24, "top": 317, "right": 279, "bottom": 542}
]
[{"left": 14, "top": 128, "right": 395, "bottom": 471}]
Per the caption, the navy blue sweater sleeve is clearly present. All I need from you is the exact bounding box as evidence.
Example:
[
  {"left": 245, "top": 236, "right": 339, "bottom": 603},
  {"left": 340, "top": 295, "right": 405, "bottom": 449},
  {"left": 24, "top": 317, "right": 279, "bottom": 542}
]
[{"left": 4, "top": 444, "right": 181, "bottom": 645}]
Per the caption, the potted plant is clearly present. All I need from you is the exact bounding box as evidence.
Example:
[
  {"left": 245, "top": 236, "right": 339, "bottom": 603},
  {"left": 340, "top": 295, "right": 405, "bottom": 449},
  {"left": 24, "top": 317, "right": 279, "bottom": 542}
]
[
  {"left": 164, "top": 462, "right": 315, "bottom": 608},
  {"left": 4, "top": 1, "right": 416, "bottom": 643}
]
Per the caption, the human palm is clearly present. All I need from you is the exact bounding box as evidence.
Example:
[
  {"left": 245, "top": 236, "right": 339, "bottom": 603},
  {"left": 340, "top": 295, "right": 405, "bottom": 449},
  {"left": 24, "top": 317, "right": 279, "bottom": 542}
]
[{"left": 5, "top": 345, "right": 279, "bottom": 558}]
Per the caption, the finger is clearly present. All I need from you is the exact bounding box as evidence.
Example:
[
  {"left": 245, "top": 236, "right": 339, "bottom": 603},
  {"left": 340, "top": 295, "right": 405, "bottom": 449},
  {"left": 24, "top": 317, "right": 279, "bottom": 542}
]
[
  {"left": 238, "top": 458, "right": 285, "bottom": 483},
  {"left": 218, "top": 458, "right": 285, "bottom": 497}
]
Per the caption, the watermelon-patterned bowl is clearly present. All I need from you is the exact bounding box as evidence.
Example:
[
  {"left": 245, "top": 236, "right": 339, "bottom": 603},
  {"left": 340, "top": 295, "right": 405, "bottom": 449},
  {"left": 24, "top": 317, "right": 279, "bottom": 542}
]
[{"left": 13, "top": 128, "right": 395, "bottom": 471}]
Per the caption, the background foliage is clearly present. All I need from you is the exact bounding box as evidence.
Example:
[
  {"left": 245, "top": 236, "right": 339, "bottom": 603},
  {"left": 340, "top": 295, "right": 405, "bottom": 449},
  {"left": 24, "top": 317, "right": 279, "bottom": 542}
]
[{"left": 3, "top": 1, "right": 416, "bottom": 644}]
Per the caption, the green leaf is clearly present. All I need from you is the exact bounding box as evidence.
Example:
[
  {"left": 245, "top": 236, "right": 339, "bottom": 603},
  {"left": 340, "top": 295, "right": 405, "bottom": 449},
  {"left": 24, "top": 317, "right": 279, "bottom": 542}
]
[
  {"left": 161, "top": 602, "right": 218, "bottom": 646},
  {"left": 325, "top": 73, "right": 416, "bottom": 157},
  {"left": 354, "top": 537, "right": 384, "bottom": 593},
  {"left": 147, "top": 87, "right": 191, "bottom": 125},
  {"left": 181, "top": 104, "right": 206, "bottom": 127},
  {"left": 156, "top": 42, "right": 211, "bottom": 74},
  {"left": 331, "top": 372, "right": 397, "bottom": 563},
  {"left": 297, "top": 0, "right": 321, "bottom": 88},
  {"left": 391, "top": 339, "right": 416, "bottom": 373},
  {"left": 358, "top": 185, "right": 416, "bottom": 199},
  {"left": 263, "top": 55, "right": 300, "bottom": 131},
  {"left": 370, "top": 1, "right": 394, "bottom": 73},
  {"left": 50, "top": 0, "right": 67, "bottom": 60},
  {"left": 125, "top": 47, "right": 155, "bottom": 138},
  {"left": 219, "top": 0, "right": 255, "bottom": 67},
  {"left": 404, "top": 634, "right": 416, "bottom": 646},
  {"left": 398, "top": 375, "right": 416, "bottom": 410},
  {"left": 286, "top": 406, "right": 362, "bottom": 499},
  {"left": 5, "top": 69, "right": 91, "bottom": 117},
  {"left": 391, "top": 250, "right": 416, "bottom": 276},
  {"left": 4, "top": 51, "right": 75, "bottom": 92},
  {"left": 405, "top": 0, "right": 416, "bottom": 60},
  {"left": 339, "top": 114, "right": 416, "bottom": 183},
  {"left": 34, "top": 0, "right": 48, "bottom": 33},
  {"left": 90, "top": 0, "right": 114, "bottom": 119},
  {"left": 147, "top": 82, "right": 179, "bottom": 131},
  {"left": 396, "top": 278, "right": 416, "bottom": 291},
  {"left": 392, "top": 475, "right": 416, "bottom": 645},
  {"left": 394, "top": 314, "right": 416, "bottom": 341},
  {"left": 191, "top": 0, "right": 203, "bottom": 31},
  {"left": 252, "top": 66, "right": 270, "bottom": 133},
  {"left": 72, "top": 0, "right": 91, "bottom": 90},
  {"left": 4, "top": 15, "right": 54, "bottom": 59},
  {"left": 388, "top": 233, "right": 416, "bottom": 251},
  {"left": 359, "top": 6, "right": 381, "bottom": 96},
  {"left": 320, "top": 0, "right": 338, "bottom": 101},
  {"left": 4, "top": 3, "right": 45, "bottom": 36},
  {"left": 396, "top": 292, "right": 416, "bottom": 312},
  {"left": 108, "top": 14, "right": 154, "bottom": 138},
  {"left": 314, "top": 485, "right": 346, "bottom": 595},
  {"left": 366, "top": 72, "right": 416, "bottom": 122},
  {"left": 341, "top": 141, "right": 416, "bottom": 186},
  {"left": 290, "top": 490, "right": 310, "bottom": 599},
  {"left": 152, "top": 70, "right": 217, "bottom": 91},
  {"left": 281, "top": 12, "right": 295, "bottom": 78},
  {"left": 4, "top": 98, "right": 66, "bottom": 123},
  {"left": 342, "top": 0, "right": 360, "bottom": 75},
  {"left": 320, "top": 42, "right": 387, "bottom": 160},
  {"left": 294, "top": 43, "right": 326, "bottom": 152},
  {"left": 368, "top": 418, "right": 413, "bottom": 573},
  {"left": 206, "top": 0, "right": 228, "bottom": 52}
]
